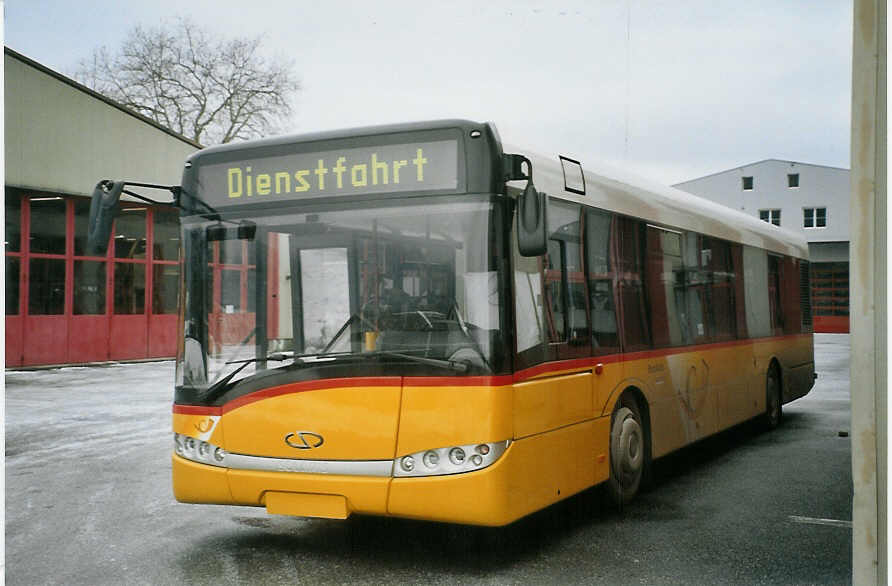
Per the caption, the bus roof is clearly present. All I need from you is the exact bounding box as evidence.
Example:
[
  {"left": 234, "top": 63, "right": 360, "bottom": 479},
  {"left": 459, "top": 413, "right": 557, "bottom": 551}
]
[
  {"left": 185, "top": 119, "right": 486, "bottom": 161},
  {"left": 512, "top": 145, "right": 809, "bottom": 259},
  {"left": 183, "top": 118, "right": 807, "bottom": 259}
]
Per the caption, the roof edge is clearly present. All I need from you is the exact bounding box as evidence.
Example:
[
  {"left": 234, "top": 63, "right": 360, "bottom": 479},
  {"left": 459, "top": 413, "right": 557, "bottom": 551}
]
[
  {"left": 187, "top": 118, "right": 485, "bottom": 160},
  {"left": 5, "top": 46, "right": 203, "bottom": 150},
  {"left": 673, "top": 158, "right": 850, "bottom": 186}
]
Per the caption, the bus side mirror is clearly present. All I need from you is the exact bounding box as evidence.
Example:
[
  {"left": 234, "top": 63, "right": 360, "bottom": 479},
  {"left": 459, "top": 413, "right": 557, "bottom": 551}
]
[
  {"left": 504, "top": 153, "right": 548, "bottom": 257},
  {"left": 517, "top": 182, "right": 548, "bottom": 257},
  {"left": 86, "top": 180, "right": 125, "bottom": 256}
]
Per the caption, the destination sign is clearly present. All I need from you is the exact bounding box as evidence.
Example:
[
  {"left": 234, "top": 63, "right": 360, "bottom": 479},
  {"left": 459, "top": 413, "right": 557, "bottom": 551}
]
[{"left": 197, "top": 139, "right": 459, "bottom": 206}]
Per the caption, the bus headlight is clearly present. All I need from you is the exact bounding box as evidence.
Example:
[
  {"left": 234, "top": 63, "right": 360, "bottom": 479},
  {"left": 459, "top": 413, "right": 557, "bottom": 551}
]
[
  {"left": 393, "top": 440, "right": 510, "bottom": 478},
  {"left": 422, "top": 450, "right": 440, "bottom": 468},
  {"left": 448, "top": 447, "right": 466, "bottom": 465},
  {"left": 174, "top": 433, "right": 226, "bottom": 468}
]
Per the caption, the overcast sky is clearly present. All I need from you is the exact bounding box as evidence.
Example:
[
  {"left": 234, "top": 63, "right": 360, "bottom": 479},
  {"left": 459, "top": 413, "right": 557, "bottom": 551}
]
[{"left": 4, "top": 0, "right": 853, "bottom": 184}]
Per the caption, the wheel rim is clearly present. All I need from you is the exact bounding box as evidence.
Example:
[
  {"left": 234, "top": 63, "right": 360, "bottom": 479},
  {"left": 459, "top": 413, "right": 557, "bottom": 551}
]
[{"left": 612, "top": 410, "right": 643, "bottom": 487}]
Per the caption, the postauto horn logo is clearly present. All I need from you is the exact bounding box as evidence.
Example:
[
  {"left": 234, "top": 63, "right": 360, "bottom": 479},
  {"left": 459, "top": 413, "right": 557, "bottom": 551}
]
[{"left": 284, "top": 431, "right": 324, "bottom": 450}]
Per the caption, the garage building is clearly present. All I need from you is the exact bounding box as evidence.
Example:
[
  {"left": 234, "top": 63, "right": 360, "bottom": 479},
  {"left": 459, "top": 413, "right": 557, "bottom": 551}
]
[{"left": 5, "top": 47, "right": 200, "bottom": 367}]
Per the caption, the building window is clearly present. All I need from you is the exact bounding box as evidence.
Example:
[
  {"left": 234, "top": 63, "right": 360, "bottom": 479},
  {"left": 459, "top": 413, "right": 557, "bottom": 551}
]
[
  {"left": 151, "top": 208, "right": 181, "bottom": 314},
  {"left": 73, "top": 199, "right": 95, "bottom": 256},
  {"left": 804, "top": 207, "right": 827, "bottom": 228},
  {"left": 759, "top": 209, "right": 781, "bottom": 226},
  {"left": 114, "top": 208, "right": 147, "bottom": 259},
  {"left": 742, "top": 176, "right": 753, "bottom": 190},
  {"left": 6, "top": 190, "right": 22, "bottom": 252},
  {"left": 788, "top": 173, "right": 800, "bottom": 188},
  {"left": 152, "top": 209, "right": 180, "bottom": 261},
  {"left": 6, "top": 190, "right": 23, "bottom": 315},
  {"left": 74, "top": 261, "right": 106, "bottom": 314},
  {"left": 152, "top": 264, "right": 179, "bottom": 314},
  {"left": 29, "top": 197, "right": 67, "bottom": 254},
  {"left": 220, "top": 269, "right": 242, "bottom": 312},
  {"left": 27, "top": 195, "right": 68, "bottom": 316},
  {"left": 29, "top": 258, "right": 66, "bottom": 315},
  {"left": 114, "top": 263, "right": 146, "bottom": 314},
  {"left": 219, "top": 239, "right": 243, "bottom": 266},
  {"left": 6, "top": 257, "right": 20, "bottom": 315}
]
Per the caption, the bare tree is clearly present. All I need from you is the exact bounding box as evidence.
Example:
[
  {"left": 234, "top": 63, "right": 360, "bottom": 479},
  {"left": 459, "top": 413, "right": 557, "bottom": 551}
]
[{"left": 76, "top": 18, "right": 299, "bottom": 145}]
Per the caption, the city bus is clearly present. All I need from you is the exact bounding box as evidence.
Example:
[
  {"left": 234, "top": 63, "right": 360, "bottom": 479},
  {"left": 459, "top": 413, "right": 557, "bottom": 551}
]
[{"left": 88, "top": 119, "right": 815, "bottom": 526}]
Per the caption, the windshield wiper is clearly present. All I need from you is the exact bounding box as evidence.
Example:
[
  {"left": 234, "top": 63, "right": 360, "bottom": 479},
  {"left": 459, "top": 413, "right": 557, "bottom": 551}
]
[
  {"left": 202, "top": 352, "right": 293, "bottom": 401},
  {"left": 289, "top": 349, "right": 469, "bottom": 373},
  {"left": 203, "top": 345, "right": 472, "bottom": 402},
  {"left": 374, "top": 351, "right": 468, "bottom": 373}
]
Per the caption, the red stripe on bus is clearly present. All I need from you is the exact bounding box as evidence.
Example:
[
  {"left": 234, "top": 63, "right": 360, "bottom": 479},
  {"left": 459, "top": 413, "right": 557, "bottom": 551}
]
[
  {"left": 173, "top": 333, "right": 811, "bottom": 413},
  {"left": 172, "top": 404, "right": 222, "bottom": 416},
  {"left": 511, "top": 333, "right": 810, "bottom": 383},
  {"left": 220, "top": 376, "right": 402, "bottom": 413},
  {"left": 403, "top": 375, "right": 515, "bottom": 387},
  {"left": 620, "top": 339, "right": 748, "bottom": 362},
  {"left": 513, "top": 356, "right": 619, "bottom": 382}
]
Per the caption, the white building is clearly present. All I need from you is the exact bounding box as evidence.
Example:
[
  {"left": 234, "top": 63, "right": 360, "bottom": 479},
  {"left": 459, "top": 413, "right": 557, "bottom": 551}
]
[{"left": 674, "top": 159, "right": 850, "bottom": 333}]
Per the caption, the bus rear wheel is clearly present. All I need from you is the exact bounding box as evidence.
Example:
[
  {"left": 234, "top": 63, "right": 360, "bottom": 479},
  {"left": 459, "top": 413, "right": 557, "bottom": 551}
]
[
  {"left": 764, "top": 363, "right": 782, "bottom": 430},
  {"left": 606, "top": 397, "right": 646, "bottom": 506}
]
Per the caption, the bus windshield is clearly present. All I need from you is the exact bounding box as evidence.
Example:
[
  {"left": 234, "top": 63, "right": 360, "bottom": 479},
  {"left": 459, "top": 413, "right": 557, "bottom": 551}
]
[{"left": 176, "top": 195, "right": 508, "bottom": 390}]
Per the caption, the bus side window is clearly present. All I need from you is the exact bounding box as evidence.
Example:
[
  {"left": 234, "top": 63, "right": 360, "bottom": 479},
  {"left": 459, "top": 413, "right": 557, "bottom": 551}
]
[
  {"left": 782, "top": 256, "right": 801, "bottom": 335},
  {"left": 585, "top": 209, "right": 619, "bottom": 355},
  {"left": 513, "top": 210, "right": 548, "bottom": 368},
  {"left": 767, "top": 254, "right": 784, "bottom": 335},
  {"left": 702, "top": 236, "right": 736, "bottom": 342},
  {"left": 562, "top": 217, "right": 587, "bottom": 348},
  {"left": 731, "top": 243, "right": 748, "bottom": 339},
  {"left": 682, "top": 231, "right": 709, "bottom": 344},
  {"left": 544, "top": 201, "right": 589, "bottom": 357},
  {"left": 544, "top": 238, "right": 565, "bottom": 341},
  {"left": 742, "top": 246, "right": 771, "bottom": 338},
  {"left": 615, "top": 217, "right": 650, "bottom": 351},
  {"left": 645, "top": 225, "right": 685, "bottom": 348}
]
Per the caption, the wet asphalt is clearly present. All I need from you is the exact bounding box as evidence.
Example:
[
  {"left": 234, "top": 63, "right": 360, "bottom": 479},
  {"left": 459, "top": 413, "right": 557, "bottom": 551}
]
[{"left": 5, "top": 334, "right": 852, "bottom": 585}]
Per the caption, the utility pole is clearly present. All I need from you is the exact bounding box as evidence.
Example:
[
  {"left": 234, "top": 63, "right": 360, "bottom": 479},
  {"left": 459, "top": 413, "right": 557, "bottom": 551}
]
[{"left": 850, "top": 0, "right": 886, "bottom": 583}]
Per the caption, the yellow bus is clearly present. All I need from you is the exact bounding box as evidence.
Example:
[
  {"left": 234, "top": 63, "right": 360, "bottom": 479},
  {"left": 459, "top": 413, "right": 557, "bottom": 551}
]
[{"left": 90, "top": 119, "right": 815, "bottom": 525}]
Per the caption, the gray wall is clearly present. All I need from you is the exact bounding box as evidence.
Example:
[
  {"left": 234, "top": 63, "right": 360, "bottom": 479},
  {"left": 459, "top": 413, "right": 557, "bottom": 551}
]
[
  {"left": 674, "top": 159, "right": 850, "bottom": 245},
  {"left": 5, "top": 51, "right": 199, "bottom": 195},
  {"left": 809, "top": 241, "right": 849, "bottom": 263}
]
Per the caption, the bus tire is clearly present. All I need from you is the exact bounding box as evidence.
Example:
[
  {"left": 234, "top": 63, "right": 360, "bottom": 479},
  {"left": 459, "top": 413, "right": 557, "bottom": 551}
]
[
  {"left": 606, "top": 396, "right": 647, "bottom": 507},
  {"left": 763, "top": 362, "right": 782, "bottom": 430}
]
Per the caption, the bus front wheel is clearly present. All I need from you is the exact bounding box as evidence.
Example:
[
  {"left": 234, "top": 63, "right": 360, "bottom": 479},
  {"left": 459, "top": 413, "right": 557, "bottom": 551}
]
[{"left": 606, "top": 397, "right": 646, "bottom": 506}]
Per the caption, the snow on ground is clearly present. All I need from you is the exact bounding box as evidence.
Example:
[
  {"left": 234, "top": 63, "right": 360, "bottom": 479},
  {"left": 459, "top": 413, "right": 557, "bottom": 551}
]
[
  {"left": 6, "top": 361, "right": 175, "bottom": 462},
  {"left": 3, "top": 336, "right": 852, "bottom": 585}
]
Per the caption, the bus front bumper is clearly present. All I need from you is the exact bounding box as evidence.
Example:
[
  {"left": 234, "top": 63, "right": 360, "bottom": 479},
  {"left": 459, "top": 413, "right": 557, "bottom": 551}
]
[
  {"left": 171, "top": 449, "right": 516, "bottom": 525},
  {"left": 172, "top": 418, "right": 608, "bottom": 526}
]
